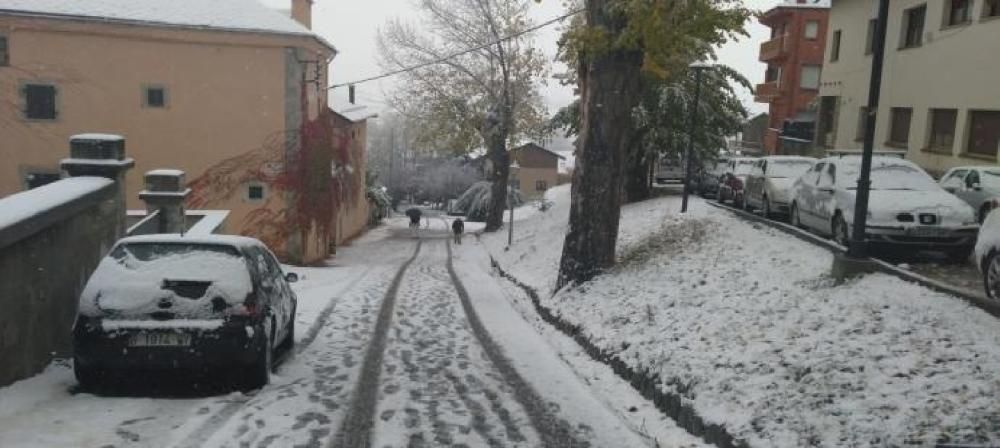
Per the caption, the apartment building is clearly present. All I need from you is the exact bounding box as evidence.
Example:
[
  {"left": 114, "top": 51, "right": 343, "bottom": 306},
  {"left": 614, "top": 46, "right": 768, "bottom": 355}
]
[
  {"left": 817, "top": 0, "right": 1000, "bottom": 175},
  {"left": 755, "top": 0, "right": 831, "bottom": 154}
]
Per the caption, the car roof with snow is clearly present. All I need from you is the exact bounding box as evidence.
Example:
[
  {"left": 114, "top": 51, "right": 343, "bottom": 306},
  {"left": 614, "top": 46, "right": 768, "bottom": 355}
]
[
  {"left": 820, "top": 155, "right": 920, "bottom": 168},
  {"left": 116, "top": 234, "right": 267, "bottom": 251}
]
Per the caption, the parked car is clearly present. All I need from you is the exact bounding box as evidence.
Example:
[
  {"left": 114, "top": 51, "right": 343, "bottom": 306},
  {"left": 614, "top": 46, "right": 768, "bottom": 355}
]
[
  {"left": 939, "top": 166, "right": 1000, "bottom": 223},
  {"left": 654, "top": 154, "right": 685, "bottom": 184},
  {"left": 73, "top": 234, "right": 298, "bottom": 389},
  {"left": 789, "top": 156, "right": 979, "bottom": 261},
  {"left": 717, "top": 157, "right": 756, "bottom": 208},
  {"left": 696, "top": 158, "right": 729, "bottom": 198},
  {"left": 975, "top": 209, "right": 1000, "bottom": 299},
  {"left": 744, "top": 156, "right": 817, "bottom": 219}
]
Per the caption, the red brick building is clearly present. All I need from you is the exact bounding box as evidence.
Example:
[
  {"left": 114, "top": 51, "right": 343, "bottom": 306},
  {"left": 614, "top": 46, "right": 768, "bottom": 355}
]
[{"left": 755, "top": 0, "right": 830, "bottom": 154}]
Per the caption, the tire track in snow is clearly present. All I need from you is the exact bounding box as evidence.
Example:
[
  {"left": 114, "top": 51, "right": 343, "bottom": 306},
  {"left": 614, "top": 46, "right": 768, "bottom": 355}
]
[
  {"left": 170, "top": 261, "right": 378, "bottom": 448},
  {"left": 444, "top": 239, "right": 590, "bottom": 448},
  {"left": 329, "top": 239, "right": 423, "bottom": 448}
]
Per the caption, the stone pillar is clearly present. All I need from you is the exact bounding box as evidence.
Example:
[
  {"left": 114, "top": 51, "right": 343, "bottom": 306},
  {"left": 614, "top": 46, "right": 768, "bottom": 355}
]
[
  {"left": 60, "top": 134, "right": 135, "bottom": 238},
  {"left": 138, "top": 170, "right": 190, "bottom": 234}
]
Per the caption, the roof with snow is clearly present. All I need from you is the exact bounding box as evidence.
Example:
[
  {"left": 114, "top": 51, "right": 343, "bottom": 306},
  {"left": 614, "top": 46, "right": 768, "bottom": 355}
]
[
  {"left": 333, "top": 105, "right": 378, "bottom": 123},
  {"left": 774, "top": 0, "right": 831, "bottom": 8},
  {"left": 0, "top": 0, "right": 335, "bottom": 50},
  {"left": 512, "top": 143, "right": 567, "bottom": 160}
]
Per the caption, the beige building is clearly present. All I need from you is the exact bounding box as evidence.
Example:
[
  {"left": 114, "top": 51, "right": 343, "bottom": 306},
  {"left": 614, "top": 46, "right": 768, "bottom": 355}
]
[
  {"left": 0, "top": 0, "right": 369, "bottom": 264},
  {"left": 817, "top": 0, "right": 1000, "bottom": 176},
  {"left": 510, "top": 143, "right": 564, "bottom": 199}
]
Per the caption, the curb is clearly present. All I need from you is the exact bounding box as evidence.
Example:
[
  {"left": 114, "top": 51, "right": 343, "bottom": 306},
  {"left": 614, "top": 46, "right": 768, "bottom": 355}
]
[
  {"left": 705, "top": 201, "right": 1000, "bottom": 319},
  {"left": 489, "top": 258, "right": 750, "bottom": 448}
]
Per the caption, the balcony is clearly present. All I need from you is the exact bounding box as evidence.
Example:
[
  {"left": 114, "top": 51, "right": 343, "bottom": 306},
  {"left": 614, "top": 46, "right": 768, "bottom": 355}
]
[
  {"left": 759, "top": 36, "right": 788, "bottom": 62},
  {"left": 754, "top": 81, "right": 781, "bottom": 103}
]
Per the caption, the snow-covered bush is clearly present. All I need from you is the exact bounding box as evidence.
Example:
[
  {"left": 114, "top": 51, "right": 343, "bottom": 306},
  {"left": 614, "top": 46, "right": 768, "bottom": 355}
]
[
  {"left": 366, "top": 184, "right": 392, "bottom": 226},
  {"left": 455, "top": 181, "right": 524, "bottom": 222}
]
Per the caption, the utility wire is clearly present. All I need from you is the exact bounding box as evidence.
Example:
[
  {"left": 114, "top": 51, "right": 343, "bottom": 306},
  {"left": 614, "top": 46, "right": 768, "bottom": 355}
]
[{"left": 328, "top": 8, "right": 584, "bottom": 90}]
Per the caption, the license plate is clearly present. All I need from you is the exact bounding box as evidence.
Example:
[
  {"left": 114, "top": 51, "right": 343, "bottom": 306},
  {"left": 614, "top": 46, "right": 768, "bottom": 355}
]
[
  {"left": 908, "top": 226, "right": 948, "bottom": 237},
  {"left": 129, "top": 332, "right": 191, "bottom": 347}
]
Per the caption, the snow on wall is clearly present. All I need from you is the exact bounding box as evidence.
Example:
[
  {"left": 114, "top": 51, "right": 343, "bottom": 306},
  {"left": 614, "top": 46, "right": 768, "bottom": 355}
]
[{"left": 0, "top": 177, "right": 113, "bottom": 233}]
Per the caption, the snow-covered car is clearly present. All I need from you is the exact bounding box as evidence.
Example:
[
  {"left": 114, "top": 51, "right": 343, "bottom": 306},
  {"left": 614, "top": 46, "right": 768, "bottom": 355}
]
[
  {"left": 744, "top": 156, "right": 816, "bottom": 219},
  {"left": 939, "top": 165, "right": 1000, "bottom": 223},
  {"left": 975, "top": 210, "right": 1000, "bottom": 300},
  {"left": 695, "top": 158, "right": 728, "bottom": 198},
  {"left": 790, "top": 156, "right": 979, "bottom": 261},
  {"left": 654, "top": 154, "right": 685, "bottom": 184},
  {"left": 717, "top": 157, "right": 756, "bottom": 208},
  {"left": 72, "top": 235, "right": 298, "bottom": 389}
]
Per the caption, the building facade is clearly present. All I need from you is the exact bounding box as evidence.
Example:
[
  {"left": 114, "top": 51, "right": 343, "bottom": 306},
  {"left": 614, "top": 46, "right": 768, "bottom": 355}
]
[
  {"left": 509, "top": 143, "right": 563, "bottom": 199},
  {"left": 0, "top": 0, "right": 367, "bottom": 264},
  {"left": 755, "top": 0, "right": 831, "bottom": 154},
  {"left": 817, "top": 0, "right": 1000, "bottom": 176}
]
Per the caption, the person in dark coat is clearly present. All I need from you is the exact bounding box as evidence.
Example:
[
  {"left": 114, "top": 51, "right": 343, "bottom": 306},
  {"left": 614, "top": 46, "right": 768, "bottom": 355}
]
[{"left": 452, "top": 218, "right": 465, "bottom": 244}]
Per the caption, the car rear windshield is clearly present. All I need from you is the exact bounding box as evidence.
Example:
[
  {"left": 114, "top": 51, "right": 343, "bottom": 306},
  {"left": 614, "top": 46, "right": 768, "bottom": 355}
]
[
  {"left": 842, "top": 163, "right": 939, "bottom": 191},
  {"left": 111, "top": 243, "right": 241, "bottom": 262},
  {"left": 769, "top": 161, "right": 814, "bottom": 178}
]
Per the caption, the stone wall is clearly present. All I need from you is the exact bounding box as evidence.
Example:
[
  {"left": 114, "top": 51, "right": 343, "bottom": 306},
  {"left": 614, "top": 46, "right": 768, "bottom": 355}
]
[{"left": 0, "top": 135, "right": 132, "bottom": 387}]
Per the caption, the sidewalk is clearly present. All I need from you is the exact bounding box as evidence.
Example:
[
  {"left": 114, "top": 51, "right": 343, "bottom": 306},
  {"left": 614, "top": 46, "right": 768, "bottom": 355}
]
[{"left": 477, "top": 185, "right": 1000, "bottom": 447}]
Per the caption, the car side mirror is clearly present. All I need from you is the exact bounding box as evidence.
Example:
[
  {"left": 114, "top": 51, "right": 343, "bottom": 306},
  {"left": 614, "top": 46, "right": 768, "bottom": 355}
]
[{"left": 285, "top": 272, "right": 299, "bottom": 283}]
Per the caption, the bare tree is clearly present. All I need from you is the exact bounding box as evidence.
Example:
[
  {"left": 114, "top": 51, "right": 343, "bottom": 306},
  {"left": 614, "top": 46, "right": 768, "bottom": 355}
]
[{"left": 378, "top": 0, "right": 548, "bottom": 231}]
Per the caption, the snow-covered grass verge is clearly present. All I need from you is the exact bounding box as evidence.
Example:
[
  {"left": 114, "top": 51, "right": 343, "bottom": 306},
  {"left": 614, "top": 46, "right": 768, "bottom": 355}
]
[{"left": 479, "top": 187, "right": 1000, "bottom": 447}]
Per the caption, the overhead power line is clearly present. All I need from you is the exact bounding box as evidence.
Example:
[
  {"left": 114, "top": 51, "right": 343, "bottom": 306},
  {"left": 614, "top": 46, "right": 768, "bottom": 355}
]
[{"left": 328, "top": 8, "right": 584, "bottom": 90}]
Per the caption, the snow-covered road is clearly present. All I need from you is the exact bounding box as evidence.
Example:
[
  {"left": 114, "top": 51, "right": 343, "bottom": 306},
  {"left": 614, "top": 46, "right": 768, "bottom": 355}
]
[{"left": 0, "top": 218, "right": 689, "bottom": 448}]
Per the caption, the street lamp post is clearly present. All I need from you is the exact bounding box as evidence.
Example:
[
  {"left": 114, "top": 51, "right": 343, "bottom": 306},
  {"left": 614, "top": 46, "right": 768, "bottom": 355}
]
[
  {"left": 847, "top": 0, "right": 890, "bottom": 259},
  {"left": 681, "top": 62, "right": 711, "bottom": 214}
]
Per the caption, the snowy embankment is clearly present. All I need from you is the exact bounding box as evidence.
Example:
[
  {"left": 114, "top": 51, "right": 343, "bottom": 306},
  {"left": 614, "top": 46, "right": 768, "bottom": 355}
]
[{"left": 480, "top": 185, "right": 1000, "bottom": 447}]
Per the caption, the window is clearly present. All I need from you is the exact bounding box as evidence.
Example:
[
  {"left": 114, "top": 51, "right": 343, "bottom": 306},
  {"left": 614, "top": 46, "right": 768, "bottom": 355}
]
[
  {"left": 144, "top": 86, "right": 167, "bottom": 108},
  {"left": 535, "top": 180, "right": 548, "bottom": 191},
  {"left": 985, "top": 0, "right": 1000, "bottom": 18},
  {"left": 941, "top": 169, "right": 969, "bottom": 190},
  {"left": 865, "top": 19, "right": 877, "bottom": 55},
  {"left": 830, "top": 30, "right": 842, "bottom": 61},
  {"left": 901, "top": 5, "right": 926, "bottom": 49},
  {"left": 804, "top": 21, "right": 820, "bottom": 39},
  {"left": 246, "top": 183, "right": 266, "bottom": 201},
  {"left": 889, "top": 107, "right": 913, "bottom": 146},
  {"left": 800, "top": 65, "right": 821, "bottom": 90},
  {"left": 928, "top": 109, "right": 958, "bottom": 152},
  {"left": 25, "top": 172, "right": 60, "bottom": 189},
  {"left": 967, "top": 111, "right": 1000, "bottom": 157},
  {"left": 856, "top": 107, "right": 869, "bottom": 141},
  {"left": 945, "top": 0, "right": 972, "bottom": 26},
  {"left": 818, "top": 96, "right": 838, "bottom": 147},
  {"left": 23, "top": 84, "right": 57, "bottom": 120},
  {"left": 0, "top": 35, "right": 8, "bottom": 66}
]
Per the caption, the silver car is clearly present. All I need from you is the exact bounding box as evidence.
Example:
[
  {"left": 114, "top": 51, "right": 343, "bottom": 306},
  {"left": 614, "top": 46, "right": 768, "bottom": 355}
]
[
  {"left": 744, "top": 156, "right": 816, "bottom": 219},
  {"left": 790, "top": 156, "right": 979, "bottom": 261},
  {"left": 939, "top": 166, "right": 1000, "bottom": 223}
]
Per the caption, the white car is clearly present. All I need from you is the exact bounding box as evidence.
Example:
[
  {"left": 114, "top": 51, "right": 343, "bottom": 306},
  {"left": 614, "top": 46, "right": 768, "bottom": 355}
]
[
  {"left": 744, "top": 156, "right": 817, "bottom": 219},
  {"left": 789, "top": 156, "right": 979, "bottom": 261},
  {"left": 975, "top": 210, "right": 1000, "bottom": 300},
  {"left": 939, "top": 165, "right": 1000, "bottom": 223}
]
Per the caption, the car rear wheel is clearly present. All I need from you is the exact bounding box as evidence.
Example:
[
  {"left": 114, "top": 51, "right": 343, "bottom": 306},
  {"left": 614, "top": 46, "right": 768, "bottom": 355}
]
[
  {"left": 985, "top": 252, "right": 1000, "bottom": 300},
  {"left": 832, "top": 214, "right": 850, "bottom": 247}
]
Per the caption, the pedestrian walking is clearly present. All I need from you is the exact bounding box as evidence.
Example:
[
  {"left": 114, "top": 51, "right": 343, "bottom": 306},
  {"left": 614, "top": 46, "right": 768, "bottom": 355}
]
[
  {"left": 405, "top": 207, "right": 422, "bottom": 238},
  {"left": 452, "top": 218, "right": 465, "bottom": 245}
]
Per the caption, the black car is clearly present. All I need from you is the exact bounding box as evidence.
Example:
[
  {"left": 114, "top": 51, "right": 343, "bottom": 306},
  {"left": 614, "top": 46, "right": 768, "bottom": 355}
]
[{"left": 73, "top": 235, "right": 298, "bottom": 389}]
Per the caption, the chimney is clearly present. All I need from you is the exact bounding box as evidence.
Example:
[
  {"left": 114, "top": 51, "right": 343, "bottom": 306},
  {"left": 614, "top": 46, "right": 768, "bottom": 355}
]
[{"left": 291, "top": 0, "right": 313, "bottom": 29}]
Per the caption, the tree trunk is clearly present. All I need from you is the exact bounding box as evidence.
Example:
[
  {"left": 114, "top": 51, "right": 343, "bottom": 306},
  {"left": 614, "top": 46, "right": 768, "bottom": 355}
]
[
  {"left": 556, "top": 0, "right": 643, "bottom": 290},
  {"left": 624, "top": 152, "right": 652, "bottom": 203},
  {"left": 484, "top": 136, "right": 509, "bottom": 232}
]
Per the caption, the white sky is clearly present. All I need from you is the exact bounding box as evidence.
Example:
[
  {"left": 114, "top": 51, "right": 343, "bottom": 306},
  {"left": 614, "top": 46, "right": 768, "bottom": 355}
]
[{"left": 262, "top": 0, "right": 782, "bottom": 150}]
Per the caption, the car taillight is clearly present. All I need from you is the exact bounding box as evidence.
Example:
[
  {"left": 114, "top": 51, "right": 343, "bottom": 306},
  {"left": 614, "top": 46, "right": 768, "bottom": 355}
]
[{"left": 231, "top": 302, "right": 260, "bottom": 318}]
